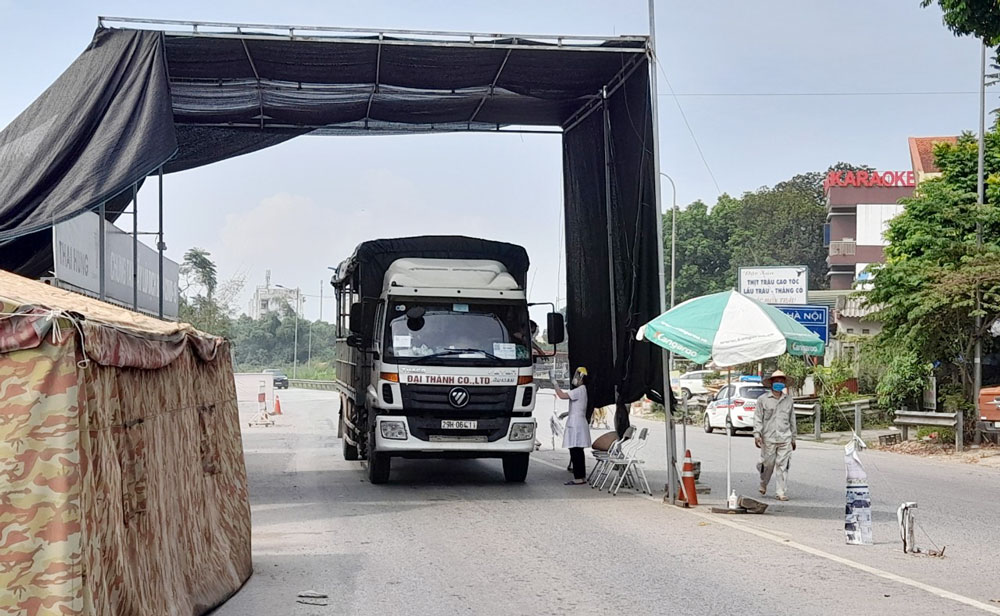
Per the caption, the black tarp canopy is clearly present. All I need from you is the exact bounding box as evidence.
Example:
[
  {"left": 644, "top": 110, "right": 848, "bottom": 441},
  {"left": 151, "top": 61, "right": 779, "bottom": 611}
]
[{"left": 0, "top": 18, "right": 665, "bottom": 413}]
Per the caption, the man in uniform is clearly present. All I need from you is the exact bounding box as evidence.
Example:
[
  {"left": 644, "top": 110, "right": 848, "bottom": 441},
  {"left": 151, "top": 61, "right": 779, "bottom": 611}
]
[{"left": 753, "top": 370, "right": 796, "bottom": 501}]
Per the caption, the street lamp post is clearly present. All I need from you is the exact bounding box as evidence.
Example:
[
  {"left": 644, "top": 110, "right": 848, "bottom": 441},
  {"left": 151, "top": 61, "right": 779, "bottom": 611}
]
[
  {"left": 660, "top": 172, "right": 683, "bottom": 453},
  {"left": 276, "top": 285, "right": 301, "bottom": 379}
]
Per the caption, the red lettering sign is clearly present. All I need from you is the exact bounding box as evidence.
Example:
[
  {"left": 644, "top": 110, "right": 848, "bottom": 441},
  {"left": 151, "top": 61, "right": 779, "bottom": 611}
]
[{"left": 824, "top": 170, "right": 915, "bottom": 189}]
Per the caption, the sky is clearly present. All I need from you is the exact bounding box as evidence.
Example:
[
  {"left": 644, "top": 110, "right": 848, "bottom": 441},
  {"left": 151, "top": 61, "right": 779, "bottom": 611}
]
[{"left": 0, "top": 1, "right": 993, "bottom": 322}]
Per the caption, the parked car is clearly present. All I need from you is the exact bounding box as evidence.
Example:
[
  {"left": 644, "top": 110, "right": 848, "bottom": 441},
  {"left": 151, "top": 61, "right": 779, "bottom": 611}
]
[
  {"left": 263, "top": 368, "right": 289, "bottom": 389},
  {"left": 675, "top": 370, "right": 714, "bottom": 401},
  {"left": 703, "top": 380, "right": 769, "bottom": 435}
]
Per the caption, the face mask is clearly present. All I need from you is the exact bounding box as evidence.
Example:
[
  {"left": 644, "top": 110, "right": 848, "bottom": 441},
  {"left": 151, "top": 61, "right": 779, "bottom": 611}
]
[{"left": 773, "top": 382, "right": 786, "bottom": 392}]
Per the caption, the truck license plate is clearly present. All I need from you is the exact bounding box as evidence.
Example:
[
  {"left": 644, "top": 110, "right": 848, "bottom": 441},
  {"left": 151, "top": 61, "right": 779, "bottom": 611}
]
[{"left": 441, "top": 420, "right": 477, "bottom": 430}]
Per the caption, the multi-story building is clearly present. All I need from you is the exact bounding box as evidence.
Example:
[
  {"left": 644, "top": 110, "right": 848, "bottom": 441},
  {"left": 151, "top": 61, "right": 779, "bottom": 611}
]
[
  {"left": 824, "top": 169, "right": 915, "bottom": 291},
  {"left": 248, "top": 270, "right": 304, "bottom": 319}
]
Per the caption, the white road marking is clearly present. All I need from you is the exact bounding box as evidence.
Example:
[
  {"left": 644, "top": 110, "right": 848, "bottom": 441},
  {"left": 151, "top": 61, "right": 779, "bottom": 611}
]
[{"left": 532, "top": 455, "right": 1000, "bottom": 615}]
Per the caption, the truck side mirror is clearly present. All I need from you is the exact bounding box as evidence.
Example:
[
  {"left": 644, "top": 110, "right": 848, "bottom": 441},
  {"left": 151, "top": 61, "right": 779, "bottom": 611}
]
[
  {"left": 546, "top": 312, "right": 565, "bottom": 345},
  {"left": 349, "top": 302, "right": 363, "bottom": 334}
]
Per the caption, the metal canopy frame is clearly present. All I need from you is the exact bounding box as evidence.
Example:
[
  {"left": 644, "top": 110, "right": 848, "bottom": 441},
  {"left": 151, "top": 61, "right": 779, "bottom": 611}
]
[
  {"left": 81, "top": 17, "right": 671, "bottom": 489},
  {"left": 98, "top": 16, "right": 649, "bottom": 53}
]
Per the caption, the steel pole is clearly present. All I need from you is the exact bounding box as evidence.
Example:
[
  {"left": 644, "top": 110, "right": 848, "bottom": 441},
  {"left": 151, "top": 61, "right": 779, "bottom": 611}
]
[
  {"left": 98, "top": 201, "right": 106, "bottom": 301},
  {"left": 158, "top": 166, "right": 164, "bottom": 319},
  {"left": 726, "top": 369, "right": 733, "bottom": 506},
  {"left": 647, "top": 0, "right": 678, "bottom": 503},
  {"left": 132, "top": 183, "right": 138, "bottom": 310},
  {"left": 293, "top": 288, "right": 300, "bottom": 379},
  {"left": 974, "top": 41, "right": 986, "bottom": 448},
  {"left": 661, "top": 172, "right": 682, "bottom": 454}
]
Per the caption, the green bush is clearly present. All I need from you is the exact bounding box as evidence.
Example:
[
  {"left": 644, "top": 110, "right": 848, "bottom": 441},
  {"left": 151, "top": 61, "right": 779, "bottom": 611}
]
[{"left": 916, "top": 426, "right": 956, "bottom": 443}]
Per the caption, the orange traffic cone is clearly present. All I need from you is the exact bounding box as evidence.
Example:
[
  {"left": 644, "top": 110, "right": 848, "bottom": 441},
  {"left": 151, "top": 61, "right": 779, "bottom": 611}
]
[
  {"left": 273, "top": 396, "right": 283, "bottom": 415},
  {"left": 681, "top": 450, "right": 698, "bottom": 506}
]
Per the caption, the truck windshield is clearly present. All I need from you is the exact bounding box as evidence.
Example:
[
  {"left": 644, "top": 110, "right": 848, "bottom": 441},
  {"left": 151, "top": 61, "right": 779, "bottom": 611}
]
[{"left": 384, "top": 300, "right": 530, "bottom": 366}]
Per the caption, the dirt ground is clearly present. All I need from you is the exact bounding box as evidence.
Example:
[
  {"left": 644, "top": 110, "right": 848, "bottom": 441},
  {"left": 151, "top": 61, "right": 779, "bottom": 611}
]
[{"left": 872, "top": 439, "right": 1000, "bottom": 469}]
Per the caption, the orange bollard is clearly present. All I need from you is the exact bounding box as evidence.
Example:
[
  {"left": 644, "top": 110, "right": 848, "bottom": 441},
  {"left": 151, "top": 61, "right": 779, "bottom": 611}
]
[
  {"left": 681, "top": 449, "right": 698, "bottom": 506},
  {"left": 273, "top": 395, "right": 283, "bottom": 415}
]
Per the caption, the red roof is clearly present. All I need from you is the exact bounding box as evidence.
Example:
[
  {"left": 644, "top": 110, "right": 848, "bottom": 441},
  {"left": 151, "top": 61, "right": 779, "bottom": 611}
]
[{"left": 909, "top": 136, "right": 959, "bottom": 175}]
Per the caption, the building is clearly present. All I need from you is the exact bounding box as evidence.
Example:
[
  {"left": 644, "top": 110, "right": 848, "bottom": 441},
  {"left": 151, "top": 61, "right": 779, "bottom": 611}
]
[
  {"left": 909, "top": 135, "right": 959, "bottom": 184},
  {"left": 824, "top": 169, "right": 915, "bottom": 291},
  {"left": 248, "top": 270, "right": 304, "bottom": 319}
]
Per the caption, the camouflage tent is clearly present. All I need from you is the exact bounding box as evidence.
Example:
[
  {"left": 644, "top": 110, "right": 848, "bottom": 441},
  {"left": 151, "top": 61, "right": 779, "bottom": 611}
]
[{"left": 0, "top": 270, "right": 251, "bottom": 615}]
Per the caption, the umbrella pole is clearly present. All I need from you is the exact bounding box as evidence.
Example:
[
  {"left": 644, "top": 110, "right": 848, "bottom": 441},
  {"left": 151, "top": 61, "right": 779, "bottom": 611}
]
[{"left": 726, "top": 368, "right": 733, "bottom": 507}]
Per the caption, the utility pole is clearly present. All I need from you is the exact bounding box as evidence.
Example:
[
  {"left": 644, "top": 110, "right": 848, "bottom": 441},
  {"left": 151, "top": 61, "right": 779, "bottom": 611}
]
[
  {"left": 974, "top": 41, "right": 986, "bottom": 447},
  {"left": 293, "top": 287, "right": 300, "bottom": 379},
  {"left": 647, "top": 0, "right": 678, "bottom": 503}
]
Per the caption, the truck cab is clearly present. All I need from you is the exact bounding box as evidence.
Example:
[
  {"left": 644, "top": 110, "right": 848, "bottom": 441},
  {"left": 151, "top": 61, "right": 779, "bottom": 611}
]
[{"left": 332, "top": 238, "right": 562, "bottom": 484}]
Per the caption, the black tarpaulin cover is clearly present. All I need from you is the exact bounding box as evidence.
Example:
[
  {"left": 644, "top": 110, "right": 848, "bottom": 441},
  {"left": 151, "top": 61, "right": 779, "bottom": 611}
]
[{"left": 0, "top": 25, "right": 663, "bottom": 412}]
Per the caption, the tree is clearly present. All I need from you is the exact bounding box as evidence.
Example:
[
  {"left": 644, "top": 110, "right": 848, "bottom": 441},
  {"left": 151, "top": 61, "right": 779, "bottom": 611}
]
[
  {"left": 664, "top": 163, "right": 870, "bottom": 302},
  {"left": 921, "top": 0, "right": 1000, "bottom": 44},
  {"left": 179, "top": 248, "right": 218, "bottom": 299},
  {"left": 865, "top": 128, "right": 1000, "bottom": 416}
]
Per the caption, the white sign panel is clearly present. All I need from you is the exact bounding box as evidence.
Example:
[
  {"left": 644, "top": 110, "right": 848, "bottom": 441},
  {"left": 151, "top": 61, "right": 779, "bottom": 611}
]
[
  {"left": 738, "top": 266, "right": 808, "bottom": 305},
  {"left": 53, "top": 211, "right": 180, "bottom": 318}
]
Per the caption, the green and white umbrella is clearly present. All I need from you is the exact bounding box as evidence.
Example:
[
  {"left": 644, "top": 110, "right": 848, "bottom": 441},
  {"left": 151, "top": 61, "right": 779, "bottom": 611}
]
[
  {"left": 637, "top": 289, "right": 823, "bottom": 508},
  {"left": 636, "top": 290, "right": 824, "bottom": 367}
]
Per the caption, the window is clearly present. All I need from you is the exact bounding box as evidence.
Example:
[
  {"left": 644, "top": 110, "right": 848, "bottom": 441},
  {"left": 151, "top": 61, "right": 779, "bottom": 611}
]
[
  {"left": 847, "top": 328, "right": 854, "bottom": 334},
  {"left": 260, "top": 300, "right": 268, "bottom": 311},
  {"left": 862, "top": 328, "right": 870, "bottom": 335},
  {"left": 383, "top": 300, "right": 530, "bottom": 366}
]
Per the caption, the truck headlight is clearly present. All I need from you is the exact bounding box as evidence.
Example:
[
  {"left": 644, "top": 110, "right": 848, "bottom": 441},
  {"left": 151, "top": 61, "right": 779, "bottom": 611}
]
[
  {"left": 509, "top": 423, "right": 535, "bottom": 442},
  {"left": 380, "top": 420, "right": 408, "bottom": 440}
]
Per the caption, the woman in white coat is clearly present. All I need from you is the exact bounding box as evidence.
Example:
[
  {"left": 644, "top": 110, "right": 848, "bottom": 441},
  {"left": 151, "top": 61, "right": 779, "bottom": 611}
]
[{"left": 552, "top": 367, "right": 591, "bottom": 485}]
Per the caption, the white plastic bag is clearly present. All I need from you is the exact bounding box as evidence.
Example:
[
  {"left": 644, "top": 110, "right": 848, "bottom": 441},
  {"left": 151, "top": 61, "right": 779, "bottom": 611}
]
[{"left": 844, "top": 439, "right": 873, "bottom": 545}]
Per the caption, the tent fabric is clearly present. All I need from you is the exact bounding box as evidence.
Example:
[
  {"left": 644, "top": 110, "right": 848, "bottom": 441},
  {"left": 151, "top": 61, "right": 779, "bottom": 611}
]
[
  {"left": 0, "top": 272, "right": 251, "bottom": 616},
  {"left": 0, "top": 25, "right": 663, "bottom": 407},
  {"left": 563, "top": 59, "right": 663, "bottom": 412}
]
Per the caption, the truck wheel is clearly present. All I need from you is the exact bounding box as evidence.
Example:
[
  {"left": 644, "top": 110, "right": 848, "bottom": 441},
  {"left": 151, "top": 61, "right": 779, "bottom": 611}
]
[
  {"left": 502, "top": 454, "right": 529, "bottom": 483},
  {"left": 342, "top": 417, "right": 360, "bottom": 461},
  {"left": 367, "top": 452, "right": 390, "bottom": 484}
]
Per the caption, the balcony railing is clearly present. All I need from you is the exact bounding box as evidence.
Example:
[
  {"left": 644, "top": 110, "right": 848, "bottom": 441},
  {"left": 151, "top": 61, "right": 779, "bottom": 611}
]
[{"left": 829, "top": 240, "right": 857, "bottom": 256}]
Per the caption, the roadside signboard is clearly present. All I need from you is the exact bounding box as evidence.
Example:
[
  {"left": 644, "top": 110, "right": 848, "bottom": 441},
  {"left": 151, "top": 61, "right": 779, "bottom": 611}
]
[
  {"left": 776, "top": 304, "right": 829, "bottom": 344},
  {"left": 53, "top": 210, "right": 179, "bottom": 318},
  {"left": 738, "top": 266, "right": 809, "bottom": 305}
]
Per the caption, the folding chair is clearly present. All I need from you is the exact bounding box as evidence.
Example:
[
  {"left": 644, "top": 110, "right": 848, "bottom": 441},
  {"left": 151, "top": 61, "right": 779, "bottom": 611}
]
[
  {"left": 596, "top": 428, "right": 642, "bottom": 491},
  {"left": 608, "top": 428, "right": 652, "bottom": 496},
  {"left": 588, "top": 426, "right": 634, "bottom": 485}
]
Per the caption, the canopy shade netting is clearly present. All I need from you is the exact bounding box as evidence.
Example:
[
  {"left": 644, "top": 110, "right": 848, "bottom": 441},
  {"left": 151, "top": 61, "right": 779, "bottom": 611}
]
[{"left": 0, "top": 19, "right": 664, "bottom": 411}]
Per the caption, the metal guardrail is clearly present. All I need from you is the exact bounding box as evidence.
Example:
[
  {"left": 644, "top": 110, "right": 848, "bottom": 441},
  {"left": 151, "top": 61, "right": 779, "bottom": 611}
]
[
  {"left": 289, "top": 379, "right": 338, "bottom": 391},
  {"left": 893, "top": 410, "right": 961, "bottom": 451},
  {"left": 793, "top": 398, "right": 876, "bottom": 440}
]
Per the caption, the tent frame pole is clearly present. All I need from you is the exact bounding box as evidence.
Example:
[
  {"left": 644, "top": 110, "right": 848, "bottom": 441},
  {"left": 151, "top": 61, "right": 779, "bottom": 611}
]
[
  {"left": 98, "top": 201, "right": 106, "bottom": 301},
  {"left": 647, "top": 0, "right": 678, "bottom": 504},
  {"left": 158, "top": 166, "right": 164, "bottom": 319},
  {"left": 132, "top": 183, "right": 138, "bottom": 310},
  {"left": 601, "top": 88, "right": 619, "bottom": 381}
]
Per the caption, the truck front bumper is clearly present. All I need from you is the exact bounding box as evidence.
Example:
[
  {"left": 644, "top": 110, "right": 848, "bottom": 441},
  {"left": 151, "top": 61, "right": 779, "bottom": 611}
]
[{"left": 374, "top": 415, "right": 536, "bottom": 455}]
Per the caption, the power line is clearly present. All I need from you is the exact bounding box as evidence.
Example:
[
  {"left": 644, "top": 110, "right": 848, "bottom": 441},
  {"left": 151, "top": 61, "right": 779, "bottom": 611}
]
[{"left": 652, "top": 51, "right": 723, "bottom": 196}]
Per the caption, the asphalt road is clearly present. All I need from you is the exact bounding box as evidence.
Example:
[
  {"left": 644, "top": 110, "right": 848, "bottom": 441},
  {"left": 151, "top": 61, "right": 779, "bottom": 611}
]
[{"left": 215, "top": 388, "right": 1000, "bottom": 616}]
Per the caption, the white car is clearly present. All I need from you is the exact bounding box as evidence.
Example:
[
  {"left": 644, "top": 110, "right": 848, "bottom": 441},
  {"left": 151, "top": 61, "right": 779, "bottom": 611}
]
[
  {"left": 703, "top": 381, "right": 769, "bottom": 435},
  {"left": 675, "top": 370, "right": 713, "bottom": 401}
]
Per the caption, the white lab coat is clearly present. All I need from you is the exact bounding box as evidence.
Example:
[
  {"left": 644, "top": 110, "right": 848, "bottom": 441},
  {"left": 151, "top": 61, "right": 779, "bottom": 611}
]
[{"left": 562, "top": 385, "right": 592, "bottom": 449}]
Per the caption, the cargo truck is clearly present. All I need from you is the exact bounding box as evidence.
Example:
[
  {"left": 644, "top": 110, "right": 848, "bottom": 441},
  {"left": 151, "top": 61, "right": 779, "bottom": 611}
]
[{"left": 331, "top": 236, "right": 564, "bottom": 484}]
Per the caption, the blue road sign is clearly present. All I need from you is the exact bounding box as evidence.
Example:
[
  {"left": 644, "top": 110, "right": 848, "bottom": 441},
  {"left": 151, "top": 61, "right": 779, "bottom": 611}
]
[{"left": 777, "top": 304, "right": 829, "bottom": 344}]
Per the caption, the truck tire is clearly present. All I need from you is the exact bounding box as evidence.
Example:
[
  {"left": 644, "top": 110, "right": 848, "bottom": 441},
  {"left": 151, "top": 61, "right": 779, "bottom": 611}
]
[
  {"left": 342, "top": 418, "right": 360, "bottom": 461},
  {"left": 502, "top": 453, "right": 529, "bottom": 483},
  {"left": 367, "top": 452, "right": 390, "bottom": 484},
  {"left": 366, "top": 431, "right": 390, "bottom": 484},
  {"left": 341, "top": 398, "right": 360, "bottom": 461}
]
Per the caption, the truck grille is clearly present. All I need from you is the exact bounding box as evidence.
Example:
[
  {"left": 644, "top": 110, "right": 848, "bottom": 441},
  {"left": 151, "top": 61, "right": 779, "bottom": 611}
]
[{"left": 400, "top": 384, "right": 516, "bottom": 414}]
